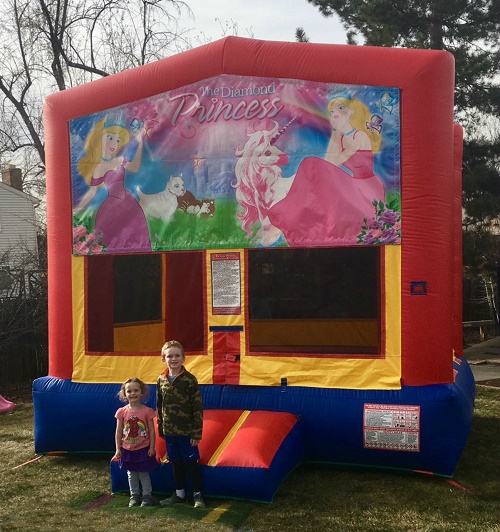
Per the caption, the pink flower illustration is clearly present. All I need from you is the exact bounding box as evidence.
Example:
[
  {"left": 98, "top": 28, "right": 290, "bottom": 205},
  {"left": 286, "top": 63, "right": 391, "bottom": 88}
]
[
  {"left": 74, "top": 241, "right": 90, "bottom": 255},
  {"left": 85, "top": 233, "right": 97, "bottom": 246},
  {"left": 73, "top": 225, "right": 88, "bottom": 239},
  {"left": 357, "top": 199, "right": 401, "bottom": 245},
  {"left": 73, "top": 223, "right": 106, "bottom": 255},
  {"left": 90, "top": 244, "right": 104, "bottom": 254}
]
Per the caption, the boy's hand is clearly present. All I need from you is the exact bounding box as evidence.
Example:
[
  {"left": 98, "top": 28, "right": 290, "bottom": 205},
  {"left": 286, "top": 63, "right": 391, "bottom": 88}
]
[{"left": 190, "top": 438, "right": 200, "bottom": 447}]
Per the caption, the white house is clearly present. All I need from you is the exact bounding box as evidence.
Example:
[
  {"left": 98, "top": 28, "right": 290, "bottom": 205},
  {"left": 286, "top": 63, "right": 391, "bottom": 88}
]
[{"left": 0, "top": 166, "right": 40, "bottom": 280}]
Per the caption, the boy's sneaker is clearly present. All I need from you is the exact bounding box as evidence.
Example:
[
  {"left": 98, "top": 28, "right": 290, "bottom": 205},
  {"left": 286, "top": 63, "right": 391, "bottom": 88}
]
[
  {"left": 129, "top": 495, "right": 141, "bottom": 507},
  {"left": 193, "top": 493, "right": 206, "bottom": 509},
  {"left": 141, "top": 496, "right": 154, "bottom": 507},
  {"left": 160, "top": 493, "right": 186, "bottom": 505}
]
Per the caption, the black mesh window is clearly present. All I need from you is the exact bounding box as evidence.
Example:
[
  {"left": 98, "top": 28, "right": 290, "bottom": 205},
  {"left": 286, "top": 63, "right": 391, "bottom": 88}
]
[{"left": 248, "top": 247, "right": 380, "bottom": 355}]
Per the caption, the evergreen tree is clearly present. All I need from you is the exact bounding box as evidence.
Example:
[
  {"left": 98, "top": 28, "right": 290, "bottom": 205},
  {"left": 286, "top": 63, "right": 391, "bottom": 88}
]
[
  {"left": 307, "top": 0, "right": 500, "bottom": 319},
  {"left": 296, "top": 27, "right": 310, "bottom": 42},
  {"left": 307, "top": 1, "right": 500, "bottom": 114}
]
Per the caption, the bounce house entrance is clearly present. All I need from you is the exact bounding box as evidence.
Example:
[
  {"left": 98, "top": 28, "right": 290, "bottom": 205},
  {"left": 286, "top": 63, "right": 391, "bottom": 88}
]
[
  {"left": 212, "top": 329, "right": 242, "bottom": 385},
  {"left": 86, "top": 252, "right": 206, "bottom": 354}
]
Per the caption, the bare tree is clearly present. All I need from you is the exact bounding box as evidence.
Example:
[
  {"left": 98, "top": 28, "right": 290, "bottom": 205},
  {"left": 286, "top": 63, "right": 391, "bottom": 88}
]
[
  {"left": 0, "top": 0, "right": 194, "bottom": 381},
  {"left": 0, "top": 0, "right": 192, "bottom": 196}
]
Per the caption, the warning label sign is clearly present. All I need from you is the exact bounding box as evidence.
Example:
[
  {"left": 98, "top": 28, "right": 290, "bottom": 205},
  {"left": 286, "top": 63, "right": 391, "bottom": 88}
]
[{"left": 363, "top": 404, "right": 420, "bottom": 452}]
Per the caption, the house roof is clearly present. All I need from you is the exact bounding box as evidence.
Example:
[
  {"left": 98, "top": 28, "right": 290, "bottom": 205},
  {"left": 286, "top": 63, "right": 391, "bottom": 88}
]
[{"left": 0, "top": 181, "right": 40, "bottom": 206}]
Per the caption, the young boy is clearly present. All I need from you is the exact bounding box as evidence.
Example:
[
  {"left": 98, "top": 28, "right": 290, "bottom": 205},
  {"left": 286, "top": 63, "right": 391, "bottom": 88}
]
[{"left": 157, "top": 340, "right": 205, "bottom": 508}]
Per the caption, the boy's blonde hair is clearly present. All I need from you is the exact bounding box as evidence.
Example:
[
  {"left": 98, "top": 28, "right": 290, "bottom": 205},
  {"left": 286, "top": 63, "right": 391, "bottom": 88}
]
[
  {"left": 161, "top": 340, "right": 185, "bottom": 361},
  {"left": 118, "top": 377, "right": 149, "bottom": 402}
]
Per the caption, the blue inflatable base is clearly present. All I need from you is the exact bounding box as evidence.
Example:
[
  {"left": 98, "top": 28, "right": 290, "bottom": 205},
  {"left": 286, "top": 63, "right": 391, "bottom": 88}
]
[
  {"left": 110, "top": 461, "right": 301, "bottom": 503},
  {"left": 33, "top": 357, "right": 475, "bottom": 500}
]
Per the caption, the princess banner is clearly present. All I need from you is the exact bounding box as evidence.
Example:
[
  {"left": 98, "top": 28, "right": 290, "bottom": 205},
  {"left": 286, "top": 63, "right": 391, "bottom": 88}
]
[{"left": 71, "top": 75, "right": 401, "bottom": 255}]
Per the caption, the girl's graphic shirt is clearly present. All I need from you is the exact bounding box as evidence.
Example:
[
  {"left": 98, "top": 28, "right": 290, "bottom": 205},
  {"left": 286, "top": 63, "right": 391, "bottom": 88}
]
[{"left": 115, "top": 404, "right": 156, "bottom": 451}]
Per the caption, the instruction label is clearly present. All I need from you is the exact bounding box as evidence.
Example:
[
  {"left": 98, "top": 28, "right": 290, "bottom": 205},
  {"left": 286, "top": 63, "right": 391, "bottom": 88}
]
[
  {"left": 211, "top": 252, "right": 241, "bottom": 315},
  {"left": 363, "top": 404, "right": 420, "bottom": 452}
]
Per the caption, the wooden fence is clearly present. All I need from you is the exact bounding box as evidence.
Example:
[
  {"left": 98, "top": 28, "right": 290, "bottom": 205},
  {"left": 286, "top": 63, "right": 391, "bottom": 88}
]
[
  {"left": 0, "top": 268, "right": 48, "bottom": 385},
  {"left": 462, "top": 319, "right": 497, "bottom": 344}
]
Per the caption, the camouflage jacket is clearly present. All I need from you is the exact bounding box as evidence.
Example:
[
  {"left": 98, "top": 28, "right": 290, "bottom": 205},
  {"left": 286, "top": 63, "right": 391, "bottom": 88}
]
[{"left": 156, "top": 367, "right": 203, "bottom": 440}]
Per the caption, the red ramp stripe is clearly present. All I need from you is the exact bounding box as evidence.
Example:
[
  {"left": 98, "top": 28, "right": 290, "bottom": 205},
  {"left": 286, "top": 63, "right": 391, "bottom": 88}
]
[
  {"left": 215, "top": 411, "right": 299, "bottom": 468},
  {"left": 198, "top": 410, "right": 244, "bottom": 465}
]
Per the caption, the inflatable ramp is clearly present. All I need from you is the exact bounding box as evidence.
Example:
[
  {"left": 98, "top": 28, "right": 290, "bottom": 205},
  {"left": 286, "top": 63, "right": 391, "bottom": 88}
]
[{"left": 111, "top": 409, "right": 304, "bottom": 503}]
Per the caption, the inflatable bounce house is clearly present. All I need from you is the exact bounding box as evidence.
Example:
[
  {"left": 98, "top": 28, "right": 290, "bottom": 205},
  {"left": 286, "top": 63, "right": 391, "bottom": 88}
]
[{"left": 34, "top": 37, "right": 475, "bottom": 502}]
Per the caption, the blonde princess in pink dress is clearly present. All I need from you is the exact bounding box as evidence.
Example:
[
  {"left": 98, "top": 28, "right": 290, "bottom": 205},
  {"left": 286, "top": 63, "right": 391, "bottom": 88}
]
[
  {"left": 74, "top": 118, "right": 151, "bottom": 252},
  {"left": 267, "top": 96, "right": 386, "bottom": 246}
]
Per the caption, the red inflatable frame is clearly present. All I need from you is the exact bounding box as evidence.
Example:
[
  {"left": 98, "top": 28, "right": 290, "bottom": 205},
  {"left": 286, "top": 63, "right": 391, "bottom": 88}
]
[{"left": 44, "top": 37, "right": 460, "bottom": 385}]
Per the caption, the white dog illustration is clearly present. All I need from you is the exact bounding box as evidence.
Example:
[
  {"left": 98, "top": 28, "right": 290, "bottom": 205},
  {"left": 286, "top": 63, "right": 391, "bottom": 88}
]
[{"left": 137, "top": 175, "right": 185, "bottom": 222}]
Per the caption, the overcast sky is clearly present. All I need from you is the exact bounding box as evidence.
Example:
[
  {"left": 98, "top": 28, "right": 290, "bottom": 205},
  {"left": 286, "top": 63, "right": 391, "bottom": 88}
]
[{"left": 179, "top": 0, "right": 347, "bottom": 46}]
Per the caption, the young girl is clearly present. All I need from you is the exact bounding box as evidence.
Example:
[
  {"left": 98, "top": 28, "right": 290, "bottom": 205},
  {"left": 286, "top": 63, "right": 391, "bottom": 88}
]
[{"left": 114, "top": 377, "right": 158, "bottom": 507}]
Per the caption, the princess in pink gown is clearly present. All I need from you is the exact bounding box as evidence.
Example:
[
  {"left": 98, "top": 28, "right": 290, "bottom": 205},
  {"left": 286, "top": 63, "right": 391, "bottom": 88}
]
[
  {"left": 90, "top": 160, "right": 151, "bottom": 250},
  {"left": 267, "top": 96, "right": 386, "bottom": 247},
  {"left": 74, "top": 118, "right": 151, "bottom": 252}
]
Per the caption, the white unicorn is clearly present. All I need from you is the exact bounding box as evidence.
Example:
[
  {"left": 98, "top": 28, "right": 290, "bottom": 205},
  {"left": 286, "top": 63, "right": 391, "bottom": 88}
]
[{"left": 232, "top": 119, "right": 296, "bottom": 246}]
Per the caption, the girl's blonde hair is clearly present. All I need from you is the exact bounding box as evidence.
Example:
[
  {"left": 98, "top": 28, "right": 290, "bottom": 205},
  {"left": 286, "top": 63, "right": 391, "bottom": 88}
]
[
  {"left": 118, "top": 377, "right": 149, "bottom": 402},
  {"left": 161, "top": 340, "right": 185, "bottom": 361},
  {"left": 327, "top": 97, "right": 382, "bottom": 153},
  {"left": 77, "top": 118, "right": 130, "bottom": 185}
]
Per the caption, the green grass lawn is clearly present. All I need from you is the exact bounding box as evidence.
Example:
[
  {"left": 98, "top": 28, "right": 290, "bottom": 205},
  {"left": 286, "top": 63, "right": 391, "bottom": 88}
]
[{"left": 0, "top": 386, "right": 499, "bottom": 532}]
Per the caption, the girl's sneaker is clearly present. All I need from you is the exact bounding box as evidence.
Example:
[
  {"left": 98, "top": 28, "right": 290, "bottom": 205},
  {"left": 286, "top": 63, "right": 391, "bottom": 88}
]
[
  {"left": 129, "top": 495, "right": 141, "bottom": 507},
  {"left": 141, "top": 496, "right": 154, "bottom": 507}
]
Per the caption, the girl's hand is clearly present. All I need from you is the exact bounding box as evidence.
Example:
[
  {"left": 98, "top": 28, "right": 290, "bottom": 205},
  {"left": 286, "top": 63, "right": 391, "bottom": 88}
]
[
  {"left": 113, "top": 450, "right": 122, "bottom": 460},
  {"left": 147, "top": 447, "right": 156, "bottom": 457}
]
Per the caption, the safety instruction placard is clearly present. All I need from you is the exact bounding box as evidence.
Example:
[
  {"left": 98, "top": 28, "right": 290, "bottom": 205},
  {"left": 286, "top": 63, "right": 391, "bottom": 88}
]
[
  {"left": 363, "top": 404, "right": 420, "bottom": 452},
  {"left": 211, "top": 252, "right": 241, "bottom": 315}
]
